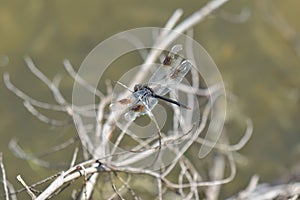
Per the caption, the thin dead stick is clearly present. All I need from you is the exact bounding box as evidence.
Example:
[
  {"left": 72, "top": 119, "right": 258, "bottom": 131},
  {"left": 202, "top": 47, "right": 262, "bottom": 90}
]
[
  {"left": 235, "top": 175, "right": 259, "bottom": 199},
  {"left": 113, "top": 173, "right": 139, "bottom": 200},
  {"left": 23, "top": 101, "right": 69, "bottom": 126},
  {"left": 195, "top": 118, "right": 253, "bottom": 152},
  {"left": 77, "top": 173, "right": 98, "bottom": 200},
  {"left": 16, "top": 175, "right": 36, "bottom": 199},
  {"left": 63, "top": 59, "right": 104, "bottom": 99},
  {"left": 70, "top": 147, "right": 79, "bottom": 168},
  {"left": 35, "top": 173, "right": 65, "bottom": 200},
  {"left": 161, "top": 92, "right": 214, "bottom": 178},
  {"left": 110, "top": 172, "right": 125, "bottom": 200},
  {"left": 94, "top": 95, "right": 111, "bottom": 139},
  {"left": 157, "top": 176, "right": 163, "bottom": 200},
  {"left": 6, "top": 181, "right": 17, "bottom": 200},
  {"left": 9, "top": 139, "right": 52, "bottom": 168},
  {"left": 168, "top": 151, "right": 236, "bottom": 189},
  {"left": 24, "top": 56, "right": 66, "bottom": 105},
  {"left": 111, "top": 148, "right": 236, "bottom": 190},
  {"left": 36, "top": 137, "right": 76, "bottom": 158},
  {"left": 4, "top": 72, "right": 95, "bottom": 117},
  {"left": 178, "top": 161, "right": 189, "bottom": 197},
  {"left": 7, "top": 174, "right": 60, "bottom": 197},
  {"left": 206, "top": 154, "right": 226, "bottom": 200},
  {"left": 178, "top": 82, "right": 225, "bottom": 96},
  {"left": 3, "top": 73, "right": 66, "bottom": 111},
  {"left": 111, "top": 183, "right": 124, "bottom": 200},
  {"left": 0, "top": 153, "right": 9, "bottom": 200},
  {"left": 35, "top": 160, "right": 106, "bottom": 200},
  {"left": 185, "top": 28, "right": 198, "bottom": 126},
  {"left": 72, "top": 113, "right": 94, "bottom": 157},
  {"left": 156, "top": 8, "right": 183, "bottom": 42}
]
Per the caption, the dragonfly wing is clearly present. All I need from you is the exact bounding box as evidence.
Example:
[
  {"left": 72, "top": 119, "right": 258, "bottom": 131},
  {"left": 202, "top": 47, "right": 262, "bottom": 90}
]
[
  {"left": 124, "top": 102, "right": 145, "bottom": 121},
  {"left": 109, "top": 94, "right": 138, "bottom": 111},
  {"left": 148, "top": 45, "right": 183, "bottom": 84},
  {"left": 149, "top": 60, "right": 192, "bottom": 96},
  {"left": 168, "top": 60, "right": 192, "bottom": 84},
  {"left": 125, "top": 97, "right": 158, "bottom": 121}
]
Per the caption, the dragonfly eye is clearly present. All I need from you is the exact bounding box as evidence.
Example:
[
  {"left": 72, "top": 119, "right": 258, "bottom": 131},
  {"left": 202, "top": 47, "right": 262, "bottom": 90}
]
[{"left": 134, "top": 84, "right": 142, "bottom": 92}]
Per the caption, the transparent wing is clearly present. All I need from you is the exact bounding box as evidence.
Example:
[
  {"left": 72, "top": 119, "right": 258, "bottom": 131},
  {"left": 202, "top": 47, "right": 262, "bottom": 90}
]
[
  {"left": 124, "top": 97, "right": 158, "bottom": 121},
  {"left": 109, "top": 93, "right": 138, "bottom": 112},
  {"left": 110, "top": 89, "right": 158, "bottom": 121},
  {"left": 149, "top": 45, "right": 183, "bottom": 85},
  {"left": 149, "top": 59, "right": 192, "bottom": 96}
]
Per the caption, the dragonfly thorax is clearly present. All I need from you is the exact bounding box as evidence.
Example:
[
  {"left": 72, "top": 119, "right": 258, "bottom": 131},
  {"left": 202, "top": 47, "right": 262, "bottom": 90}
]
[{"left": 133, "top": 84, "right": 154, "bottom": 94}]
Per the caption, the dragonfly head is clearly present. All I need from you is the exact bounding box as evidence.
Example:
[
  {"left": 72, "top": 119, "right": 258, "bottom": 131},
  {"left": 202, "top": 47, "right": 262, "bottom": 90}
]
[{"left": 133, "top": 84, "right": 143, "bottom": 92}]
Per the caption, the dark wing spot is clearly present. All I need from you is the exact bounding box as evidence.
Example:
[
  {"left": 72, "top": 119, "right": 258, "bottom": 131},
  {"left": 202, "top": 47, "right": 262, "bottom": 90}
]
[
  {"left": 130, "top": 104, "right": 144, "bottom": 112},
  {"left": 169, "top": 68, "right": 180, "bottom": 79},
  {"left": 118, "top": 98, "right": 132, "bottom": 105},
  {"left": 163, "top": 56, "right": 172, "bottom": 66}
]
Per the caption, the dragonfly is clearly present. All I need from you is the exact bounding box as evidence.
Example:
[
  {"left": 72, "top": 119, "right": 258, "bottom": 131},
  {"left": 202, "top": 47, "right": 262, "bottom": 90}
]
[{"left": 110, "top": 45, "right": 192, "bottom": 121}]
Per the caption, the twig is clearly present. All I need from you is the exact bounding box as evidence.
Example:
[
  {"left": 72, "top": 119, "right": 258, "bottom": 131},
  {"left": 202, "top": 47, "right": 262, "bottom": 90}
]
[
  {"left": 16, "top": 175, "right": 36, "bottom": 199},
  {"left": 70, "top": 147, "right": 79, "bottom": 168},
  {"left": 63, "top": 59, "right": 104, "bottom": 99},
  {"left": 113, "top": 173, "right": 139, "bottom": 200},
  {"left": 195, "top": 118, "right": 253, "bottom": 152},
  {"left": 0, "top": 153, "right": 9, "bottom": 200},
  {"left": 110, "top": 172, "right": 125, "bottom": 200},
  {"left": 36, "top": 137, "right": 76, "bottom": 158},
  {"left": 206, "top": 154, "right": 226, "bottom": 200},
  {"left": 78, "top": 173, "right": 98, "bottom": 200},
  {"left": 6, "top": 181, "right": 17, "bottom": 200},
  {"left": 35, "top": 173, "right": 65, "bottom": 200},
  {"left": 3, "top": 72, "right": 94, "bottom": 116},
  {"left": 23, "top": 101, "right": 69, "bottom": 126},
  {"left": 72, "top": 112, "right": 94, "bottom": 158},
  {"left": 24, "top": 56, "right": 67, "bottom": 105},
  {"left": 236, "top": 175, "right": 259, "bottom": 199},
  {"left": 35, "top": 160, "right": 106, "bottom": 200},
  {"left": 9, "top": 139, "right": 53, "bottom": 168},
  {"left": 157, "top": 176, "right": 163, "bottom": 200},
  {"left": 3, "top": 73, "right": 66, "bottom": 111}
]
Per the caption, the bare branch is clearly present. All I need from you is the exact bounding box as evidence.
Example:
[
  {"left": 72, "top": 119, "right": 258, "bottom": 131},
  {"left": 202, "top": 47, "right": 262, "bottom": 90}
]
[
  {"left": 24, "top": 56, "right": 67, "bottom": 105},
  {"left": 0, "top": 153, "right": 9, "bottom": 200},
  {"left": 63, "top": 59, "right": 104, "bottom": 99},
  {"left": 23, "top": 101, "right": 69, "bottom": 126},
  {"left": 3, "top": 73, "right": 66, "bottom": 111},
  {"left": 16, "top": 175, "right": 36, "bottom": 199},
  {"left": 70, "top": 147, "right": 79, "bottom": 168}
]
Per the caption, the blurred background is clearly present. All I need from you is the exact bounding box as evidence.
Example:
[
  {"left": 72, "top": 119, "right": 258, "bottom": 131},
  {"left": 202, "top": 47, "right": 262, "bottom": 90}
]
[{"left": 0, "top": 0, "right": 299, "bottom": 199}]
